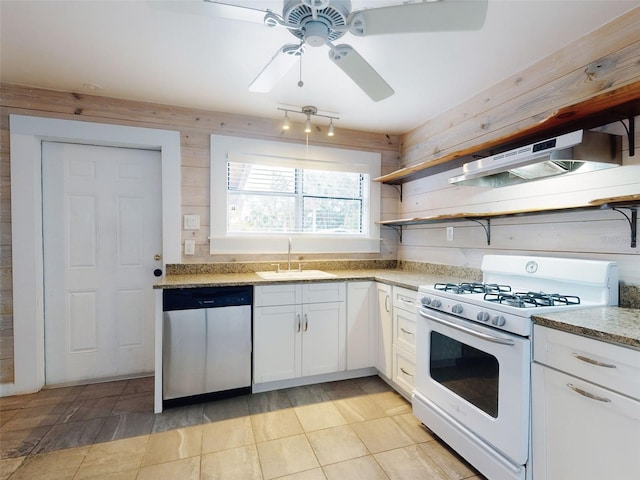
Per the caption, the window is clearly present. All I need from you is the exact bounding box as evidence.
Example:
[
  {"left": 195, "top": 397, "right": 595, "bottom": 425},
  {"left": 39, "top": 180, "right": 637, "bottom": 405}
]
[
  {"left": 227, "top": 162, "right": 366, "bottom": 234},
  {"left": 210, "top": 135, "right": 381, "bottom": 254}
]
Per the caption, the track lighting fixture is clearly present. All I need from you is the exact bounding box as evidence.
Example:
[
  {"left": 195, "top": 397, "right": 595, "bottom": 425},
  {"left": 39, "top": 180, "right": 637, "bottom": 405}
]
[{"left": 278, "top": 105, "right": 339, "bottom": 136}]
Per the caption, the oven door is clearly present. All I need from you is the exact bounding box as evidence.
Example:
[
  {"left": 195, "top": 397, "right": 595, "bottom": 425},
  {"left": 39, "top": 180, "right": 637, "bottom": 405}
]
[{"left": 415, "top": 307, "right": 530, "bottom": 464}]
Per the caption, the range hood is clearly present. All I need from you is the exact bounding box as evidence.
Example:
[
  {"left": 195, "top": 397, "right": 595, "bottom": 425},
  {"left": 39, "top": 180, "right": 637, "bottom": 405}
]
[{"left": 448, "top": 130, "right": 622, "bottom": 187}]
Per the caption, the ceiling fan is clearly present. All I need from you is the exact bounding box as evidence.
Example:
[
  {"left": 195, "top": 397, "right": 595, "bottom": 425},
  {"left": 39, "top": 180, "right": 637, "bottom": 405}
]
[{"left": 177, "top": 0, "right": 489, "bottom": 102}]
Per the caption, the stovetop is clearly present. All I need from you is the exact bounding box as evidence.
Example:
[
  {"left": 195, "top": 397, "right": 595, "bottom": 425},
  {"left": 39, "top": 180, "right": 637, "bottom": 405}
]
[{"left": 418, "top": 255, "right": 619, "bottom": 337}]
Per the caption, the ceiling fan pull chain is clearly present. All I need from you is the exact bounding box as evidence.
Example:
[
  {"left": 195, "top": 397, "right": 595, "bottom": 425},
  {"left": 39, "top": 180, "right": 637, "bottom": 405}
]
[{"left": 298, "top": 54, "right": 304, "bottom": 88}]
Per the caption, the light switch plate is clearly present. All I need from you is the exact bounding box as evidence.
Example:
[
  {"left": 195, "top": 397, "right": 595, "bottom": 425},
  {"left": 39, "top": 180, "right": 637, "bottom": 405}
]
[
  {"left": 446, "top": 226, "right": 454, "bottom": 241},
  {"left": 183, "top": 215, "right": 200, "bottom": 230},
  {"left": 184, "top": 240, "right": 195, "bottom": 255}
]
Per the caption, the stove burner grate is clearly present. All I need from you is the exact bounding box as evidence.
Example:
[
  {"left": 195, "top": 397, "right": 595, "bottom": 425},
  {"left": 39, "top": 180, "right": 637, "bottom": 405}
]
[
  {"left": 434, "top": 282, "right": 512, "bottom": 294},
  {"left": 484, "top": 291, "right": 581, "bottom": 308}
]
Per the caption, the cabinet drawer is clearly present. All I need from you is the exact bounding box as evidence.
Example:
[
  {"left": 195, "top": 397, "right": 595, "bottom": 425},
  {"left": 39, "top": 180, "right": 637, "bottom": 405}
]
[
  {"left": 302, "top": 282, "right": 345, "bottom": 304},
  {"left": 534, "top": 325, "right": 640, "bottom": 400},
  {"left": 255, "top": 282, "right": 345, "bottom": 307},
  {"left": 393, "top": 345, "right": 416, "bottom": 397},
  {"left": 393, "top": 286, "right": 418, "bottom": 314},
  {"left": 254, "top": 284, "right": 299, "bottom": 307},
  {"left": 393, "top": 308, "right": 416, "bottom": 354}
]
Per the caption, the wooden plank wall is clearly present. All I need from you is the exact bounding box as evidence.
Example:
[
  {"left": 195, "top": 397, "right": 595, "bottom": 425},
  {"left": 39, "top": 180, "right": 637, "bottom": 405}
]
[
  {"left": 401, "top": 6, "right": 640, "bottom": 169},
  {"left": 0, "top": 86, "right": 401, "bottom": 384},
  {"left": 396, "top": 119, "right": 640, "bottom": 283},
  {"left": 395, "top": 6, "right": 640, "bottom": 284}
]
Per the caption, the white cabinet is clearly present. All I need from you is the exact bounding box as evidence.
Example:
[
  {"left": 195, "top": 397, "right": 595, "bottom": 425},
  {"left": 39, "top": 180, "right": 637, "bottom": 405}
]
[
  {"left": 376, "top": 282, "right": 393, "bottom": 378},
  {"left": 391, "top": 286, "right": 418, "bottom": 398},
  {"left": 532, "top": 325, "right": 640, "bottom": 480},
  {"left": 346, "top": 282, "right": 378, "bottom": 370},
  {"left": 253, "top": 283, "right": 346, "bottom": 384}
]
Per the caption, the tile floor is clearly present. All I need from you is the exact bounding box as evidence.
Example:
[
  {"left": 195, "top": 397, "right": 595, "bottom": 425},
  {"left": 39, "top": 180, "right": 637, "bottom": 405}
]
[{"left": 0, "top": 375, "right": 487, "bottom": 479}]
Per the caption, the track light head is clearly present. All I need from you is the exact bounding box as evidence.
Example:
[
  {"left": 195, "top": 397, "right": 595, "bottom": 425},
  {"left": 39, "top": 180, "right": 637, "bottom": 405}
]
[{"left": 278, "top": 105, "right": 338, "bottom": 137}]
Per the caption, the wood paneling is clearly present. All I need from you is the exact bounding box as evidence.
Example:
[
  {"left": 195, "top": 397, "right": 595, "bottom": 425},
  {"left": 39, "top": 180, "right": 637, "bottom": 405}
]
[
  {"left": 396, "top": 120, "right": 640, "bottom": 286},
  {"left": 0, "top": 84, "right": 400, "bottom": 384},
  {"left": 401, "top": 6, "right": 640, "bottom": 169}
]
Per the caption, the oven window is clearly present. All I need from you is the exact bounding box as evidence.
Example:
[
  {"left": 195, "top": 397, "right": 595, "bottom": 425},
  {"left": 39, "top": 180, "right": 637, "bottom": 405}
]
[{"left": 430, "top": 331, "right": 499, "bottom": 418}]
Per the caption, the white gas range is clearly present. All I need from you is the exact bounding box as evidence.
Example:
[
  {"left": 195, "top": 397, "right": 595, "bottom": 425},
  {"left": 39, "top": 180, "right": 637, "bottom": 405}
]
[{"left": 412, "top": 255, "right": 619, "bottom": 480}]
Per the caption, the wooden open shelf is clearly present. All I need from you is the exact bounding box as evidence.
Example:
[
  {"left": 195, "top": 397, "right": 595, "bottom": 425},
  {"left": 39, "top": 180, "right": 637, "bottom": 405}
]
[
  {"left": 375, "top": 82, "right": 640, "bottom": 185},
  {"left": 378, "top": 194, "right": 639, "bottom": 247}
]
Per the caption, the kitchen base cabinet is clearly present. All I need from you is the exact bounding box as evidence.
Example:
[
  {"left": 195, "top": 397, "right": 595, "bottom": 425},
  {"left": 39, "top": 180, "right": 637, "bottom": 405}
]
[
  {"left": 532, "top": 325, "right": 640, "bottom": 480},
  {"left": 391, "top": 286, "right": 418, "bottom": 399},
  {"left": 253, "top": 283, "right": 346, "bottom": 385},
  {"left": 376, "top": 282, "right": 393, "bottom": 379},
  {"left": 346, "top": 282, "right": 378, "bottom": 371}
]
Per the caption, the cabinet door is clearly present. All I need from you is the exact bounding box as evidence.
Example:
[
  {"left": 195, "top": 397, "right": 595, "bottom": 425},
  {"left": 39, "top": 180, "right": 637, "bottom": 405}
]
[
  {"left": 376, "top": 282, "right": 393, "bottom": 378},
  {"left": 532, "top": 363, "right": 640, "bottom": 480},
  {"left": 253, "top": 304, "right": 301, "bottom": 383},
  {"left": 346, "top": 282, "right": 377, "bottom": 370},
  {"left": 301, "top": 301, "right": 346, "bottom": 377}
]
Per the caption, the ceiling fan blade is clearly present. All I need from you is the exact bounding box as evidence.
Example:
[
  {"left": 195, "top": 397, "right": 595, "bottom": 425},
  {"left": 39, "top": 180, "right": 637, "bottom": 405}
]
[
  {"left": 202, "top": 1, "right": 269, "bottom": 23},
  {"left": 328, "top": 44, "right": 394, "bottom": 102},
  {"left": 148, "top": 1, "right": 267, "bottom": 24},
  {"left": 249, "top": 44, "right": 303, "bottom": 93},
  {"left": 348, "top": 0, "right": 488, "bottom": 36}
]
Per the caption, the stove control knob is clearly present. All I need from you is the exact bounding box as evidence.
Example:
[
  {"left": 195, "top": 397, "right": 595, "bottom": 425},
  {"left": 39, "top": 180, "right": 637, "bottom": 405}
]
[
  {"left": 421, "top": 296, "right": 431, "bottom": 306},
  {"left": 492, "top": 315, "right": 506, "bottom": 327},
  {"left": 452, "top": 304, "right": 464, "bottom": 314},
  {"left": 477, "top": 311, "right": 491, "bottom": 322},
  {"left": 431, "top": 299, "right": 442, "bottom": 308}
]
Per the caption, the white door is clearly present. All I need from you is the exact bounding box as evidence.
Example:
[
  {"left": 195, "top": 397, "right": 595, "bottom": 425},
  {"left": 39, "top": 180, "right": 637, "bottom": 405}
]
[{"left": 42, "top": 142, "right": 162, "bottom": 385}]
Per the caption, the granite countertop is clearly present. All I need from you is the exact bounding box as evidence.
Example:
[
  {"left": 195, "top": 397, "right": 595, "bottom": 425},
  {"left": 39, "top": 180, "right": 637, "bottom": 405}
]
[
  {"left": 533, "top": 307, "right": 640, "bottom": 351},
  {"left": 153, "top": 269, "right": 472, "bottom": 292}
]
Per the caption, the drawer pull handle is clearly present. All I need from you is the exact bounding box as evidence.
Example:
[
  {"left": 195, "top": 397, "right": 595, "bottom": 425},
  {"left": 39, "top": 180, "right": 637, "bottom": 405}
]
[
  {"left": 573, "top": 353, "right": 616, "bottom": 369},
  {"left": 567, "top": 383, "right": 611, "bottom": 403},
  {"left": 400, "top": 328, "right": 414, "bottom": 336},
  {"left": 399, "top": 297, "right": 415, "bottom": 306},
  {"left": 400, "top": 367, "right": 414, "bottom": 377}
]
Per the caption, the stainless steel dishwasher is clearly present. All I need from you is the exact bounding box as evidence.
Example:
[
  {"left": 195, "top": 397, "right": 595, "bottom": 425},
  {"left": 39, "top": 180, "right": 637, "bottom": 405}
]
[{"left": 162, "top": 286, "right": 252, "bottom": 406}]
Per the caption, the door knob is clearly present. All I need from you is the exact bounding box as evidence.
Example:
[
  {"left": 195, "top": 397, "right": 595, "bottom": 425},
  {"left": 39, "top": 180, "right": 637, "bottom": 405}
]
[{"left": 153, "top": 269, "right": 163, "bottom": 277}]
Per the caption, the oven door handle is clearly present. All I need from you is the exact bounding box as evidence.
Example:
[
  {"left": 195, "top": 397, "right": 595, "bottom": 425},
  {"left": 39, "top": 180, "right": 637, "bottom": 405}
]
[{"left": 419, "top": 309, "right": 515, "bottom": 346}]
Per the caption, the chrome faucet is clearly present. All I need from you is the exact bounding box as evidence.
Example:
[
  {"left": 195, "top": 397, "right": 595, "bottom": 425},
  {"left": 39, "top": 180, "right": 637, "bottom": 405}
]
[{"left": 287, "top": 237, "right": 292, "bottom": 272}]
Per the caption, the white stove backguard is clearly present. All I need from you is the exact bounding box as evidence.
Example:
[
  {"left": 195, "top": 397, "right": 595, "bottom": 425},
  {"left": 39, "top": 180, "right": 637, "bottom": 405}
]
[{"left": 480, "top": 255, "right": 619, "bottom": 306}]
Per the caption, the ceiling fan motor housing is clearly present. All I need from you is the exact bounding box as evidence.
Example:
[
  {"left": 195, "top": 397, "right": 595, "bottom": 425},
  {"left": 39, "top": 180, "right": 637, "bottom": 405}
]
[{"left": 284, "top": 0, "right": 350, "bottom": 46}]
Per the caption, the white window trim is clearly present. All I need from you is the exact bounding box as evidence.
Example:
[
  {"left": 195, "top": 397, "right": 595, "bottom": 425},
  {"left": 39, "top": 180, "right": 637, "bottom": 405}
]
[{"left": 210, "top": 135, "right": 381, "bottom": 254}]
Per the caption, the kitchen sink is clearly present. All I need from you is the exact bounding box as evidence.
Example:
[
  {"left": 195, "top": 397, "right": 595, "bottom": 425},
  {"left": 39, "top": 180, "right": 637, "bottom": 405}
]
[{"left": 255, "top": 270, "right": 337, "bottom": 280}]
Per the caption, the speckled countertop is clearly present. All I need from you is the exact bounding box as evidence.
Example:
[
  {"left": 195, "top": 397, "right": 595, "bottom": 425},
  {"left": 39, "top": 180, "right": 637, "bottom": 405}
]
[
  {"left": 153, "top": 269, "right": 473, "bottom": 292},
  {"left": 533, "top": 307, "right": 640, "bottom": 351}
]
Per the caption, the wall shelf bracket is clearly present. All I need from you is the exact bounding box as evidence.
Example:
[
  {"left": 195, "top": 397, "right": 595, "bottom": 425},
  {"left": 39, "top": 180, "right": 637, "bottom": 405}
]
[
  {"left": 620, "top": 116, "right": 635, "bottom": 157},
  {"left": 469, "top": 218, "right": 491, "bottom": 245},
  {"left": 389, "top": 184, "right": 403, "bottom": 202},
  {"left": 610, "top": 206, "right": 637, "bottom": 248},
  {"left": 387, "top": 225, "right": 403, "bottom": 243}
]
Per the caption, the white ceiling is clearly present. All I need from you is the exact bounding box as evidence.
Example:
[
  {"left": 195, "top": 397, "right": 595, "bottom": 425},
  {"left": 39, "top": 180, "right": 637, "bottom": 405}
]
[{"left": 1, "top": 0, "right": 638, "bottom": 134}]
